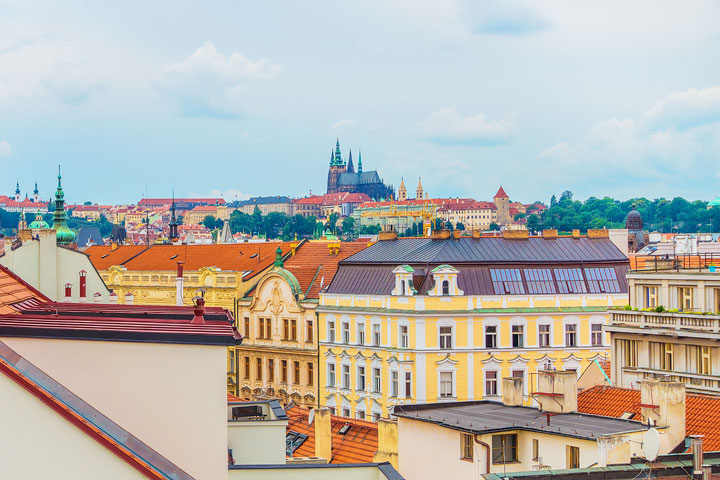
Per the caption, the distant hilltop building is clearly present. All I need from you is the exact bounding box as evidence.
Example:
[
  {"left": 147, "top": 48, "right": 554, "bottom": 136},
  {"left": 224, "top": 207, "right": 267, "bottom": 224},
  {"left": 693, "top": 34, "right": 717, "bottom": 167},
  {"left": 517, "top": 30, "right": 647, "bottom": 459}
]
[{"left": 326, "top": 139, "right": 394, "bottom": 200}]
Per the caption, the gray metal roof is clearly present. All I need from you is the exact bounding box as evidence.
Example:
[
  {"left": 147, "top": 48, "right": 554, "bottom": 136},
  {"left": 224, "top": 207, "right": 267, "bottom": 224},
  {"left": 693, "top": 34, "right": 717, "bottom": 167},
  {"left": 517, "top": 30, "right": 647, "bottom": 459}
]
[
  {"left": 338, "top": 171, "right": 382, "bottom": 186},
  {"left": 342, "top": 237, "right": 628, "bottom": 265},
  {"left": 240, "top": 196, "right": 292, "bottom": 205},
  {"left": 393, "top": 401, "right": 648, "bottom": 440}
]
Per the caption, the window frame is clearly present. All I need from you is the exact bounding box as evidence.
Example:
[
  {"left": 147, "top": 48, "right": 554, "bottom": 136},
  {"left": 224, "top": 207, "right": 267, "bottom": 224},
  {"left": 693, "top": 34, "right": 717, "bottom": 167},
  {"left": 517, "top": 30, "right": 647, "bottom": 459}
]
[
  {"left": 554, "top": 268, "right": 587, "bottom": 294},
  {"left": 512, "top": 324, "right": 524, "bottom": 348},
  {"left": 485, "top": 370, "right": 498, "bottom": 396},
  {"left": 585, "top": 267, "right": 621, "bottom": 293},
  {"left": 439, "top": 371, "right": 454, "bottom": 398},
  {"left": 591, "top": 323, "right": 603, "bottom": 346},
  {"left": 439, "top": 326, "right": 453, "bottom": 350},
  {"left": 490, "top": 268, "right": 525, "bottom": 295},
  {"left": 491, "top": 434, "right": 518, "bottom": 464},
  {"left": 485, "top": 325, "right": 497, "bottom": 349},
  {"left": 461, "top": 433, "right": 474, "bottom": 461},
  {"left": 524, "top": 268, "right": 556, "bottom": 294},
  {"left": 327, "top": 362, "right": 336, "bottom": 387},
  {"left": 565, "top": 323, "right": 578, "bottom": 347},
  {"left": 357, "top": 365, "right": 366, "bottom": 391},
  {"left": 538, "top": 323, "right": 551, "bottom": 347}
]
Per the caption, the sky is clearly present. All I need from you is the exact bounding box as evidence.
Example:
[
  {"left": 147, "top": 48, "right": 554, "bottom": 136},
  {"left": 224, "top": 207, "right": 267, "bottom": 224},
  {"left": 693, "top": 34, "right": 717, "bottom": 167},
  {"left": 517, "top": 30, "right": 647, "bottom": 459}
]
[{"left": 1, "top": 0, "right": 720, "bottom": 205}]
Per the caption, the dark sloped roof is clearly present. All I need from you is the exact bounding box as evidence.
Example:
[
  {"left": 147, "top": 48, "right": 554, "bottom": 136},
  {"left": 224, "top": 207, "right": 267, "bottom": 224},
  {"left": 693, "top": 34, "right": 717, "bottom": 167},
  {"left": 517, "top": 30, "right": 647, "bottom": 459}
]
[
  {"left": 239, "top": 196, "right": 291, "bottom": 206},
  {"left": 77, "top": 227, "right": 104, "bottom": 247},
  {"left": 341, "top": 237, "right": 627, "bottom": 264},
  {"left": 338, "top": 171, "right": 382, "bottom": 186}
]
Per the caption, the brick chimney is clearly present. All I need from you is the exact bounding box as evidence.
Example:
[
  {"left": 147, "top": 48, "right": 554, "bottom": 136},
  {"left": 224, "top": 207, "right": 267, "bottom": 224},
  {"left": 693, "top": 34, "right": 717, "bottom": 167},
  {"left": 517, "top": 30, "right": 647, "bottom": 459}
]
[
  {"left": 536, "top": 370, "right": 577, "bottom": 413},
  {"left": 313, "top": 407, "right": 332, "bottom": 463},
  {"left": 502, "top": 377, "right": 524, "bottom": 406},
  {"left": 640, "top": 380, "right": 685, "bottom": 453},
  {"left": 373, "top": 418, "right": 399, "bottom": 469}
]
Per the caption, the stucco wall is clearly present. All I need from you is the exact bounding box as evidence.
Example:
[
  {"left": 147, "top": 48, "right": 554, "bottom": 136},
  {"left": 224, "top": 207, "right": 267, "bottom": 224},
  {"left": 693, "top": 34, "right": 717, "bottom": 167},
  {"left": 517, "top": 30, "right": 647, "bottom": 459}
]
[
  {"left": 1, "top": 337, "right": 227, "bottom": 480},
  {"left": 229, "top": 420, "right": 288, "bottom": 465},
  {"left": 0, "top": 372, "right": 146, "bottom": 479},
  {"left": 229, "top": 465, "right": 392, "bottom": 480}
]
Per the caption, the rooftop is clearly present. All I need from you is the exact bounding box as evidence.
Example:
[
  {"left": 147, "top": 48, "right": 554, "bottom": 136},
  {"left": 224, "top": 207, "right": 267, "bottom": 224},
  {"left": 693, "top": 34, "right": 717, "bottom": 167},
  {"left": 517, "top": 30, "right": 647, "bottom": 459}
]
[
  {"left": 84, "top": 245, "right": 149, "bottom": 270},
  {"left": 577, "top": 385, "right": 720, "bottom": 451},
  {"left": 0, "top": 265, "right": 47, "bottom": 314},
  {"left": 239, "top": 196, "right": 292, "bottom": 206},
  {"left": 392, "top": 400, "right": 648, "bottom": 441},
  {"left": 285, "top": 405, "right": 378, "bottom": 464}
]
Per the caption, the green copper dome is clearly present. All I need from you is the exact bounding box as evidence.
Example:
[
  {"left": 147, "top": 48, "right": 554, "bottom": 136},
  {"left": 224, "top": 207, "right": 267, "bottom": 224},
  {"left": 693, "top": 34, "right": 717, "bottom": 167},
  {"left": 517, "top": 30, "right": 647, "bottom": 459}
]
[
  {"left": 29, "top": 214, "right": 49, "bottom": 229},
  {"left": 52, "top": 166, "right": 76, "bottom": 245}
]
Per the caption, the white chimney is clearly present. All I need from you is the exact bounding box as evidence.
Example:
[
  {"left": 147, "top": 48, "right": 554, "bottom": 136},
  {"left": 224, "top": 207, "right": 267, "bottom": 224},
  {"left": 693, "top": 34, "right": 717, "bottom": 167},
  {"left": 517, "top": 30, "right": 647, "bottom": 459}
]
[
  {"left": 93, "top": 292, "right": 102, "bottom": 303},
  {"left": 176, "top": 261, "right": 184, "bottom": 306},
  {"left": 125, "top": 292, "right": 134, "bottom": 305},
  {"left": 109, "top": 292, "right": 118, "bottom": 304},
  {"left": 536, "top": 370, "right": 577, "bottom": 414},
  {"left": 640, "top": 380, "right": 685, "bottom": 454}
]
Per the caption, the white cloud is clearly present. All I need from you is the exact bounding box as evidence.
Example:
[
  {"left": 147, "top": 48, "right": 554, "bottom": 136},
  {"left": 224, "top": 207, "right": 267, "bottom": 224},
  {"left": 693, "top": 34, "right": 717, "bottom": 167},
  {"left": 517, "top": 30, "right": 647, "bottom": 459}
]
[
  {"left": 331, "top": 119, "right": 355, "bottom": 129},
  {"left": 158, "top": 41, "right": 280, "bottom": 118},
  {"left": 642, "top": 86, "right": 720, "bottom": 131},
  {"left": 0, "top": 36, "right": 106, "bottom": 105},
  {"left": 418, "top": 107, "right": 514, "bottom": 145},
  {"left": 0, "top": 140, "right": 11, "bottom": 156},
  {"left": 190, "top": 189, "right": 253, "bottom": 202}
]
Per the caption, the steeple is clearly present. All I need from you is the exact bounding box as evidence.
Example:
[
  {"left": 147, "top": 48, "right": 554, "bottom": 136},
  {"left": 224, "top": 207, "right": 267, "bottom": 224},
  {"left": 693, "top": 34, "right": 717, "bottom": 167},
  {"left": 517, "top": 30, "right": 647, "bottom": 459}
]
[
  {"left": 169, "top": 187, "right": 178, "bottom": 242},
  {"left": 15, "top": 181, "right": 20, "bottom": 202},
  {"left": 52, "top": 166, "right": 76, "bottom": 245},
  {"left": 33, "top": 182, "right": 39, "bottom": 203},
  {"left": 398, "top": 178, "right": 407, "bottom": 201},
  {"left": 330, "top": 150, "right": 335, "bottom": 166},
  {"left": 334, "top": 138, "right": 343, "bottom": 166},
  {"left": 416, "top": 178, "right": 424, "bottom": 200},
  {"left": 358, "top": 151, "right": 363, "bottom": 173},
  {"left": 347, "top": 149, "right": 355, "bottom": 173},
  {"left": 33, "top": 182, "right": 38, "bottom": 194}
]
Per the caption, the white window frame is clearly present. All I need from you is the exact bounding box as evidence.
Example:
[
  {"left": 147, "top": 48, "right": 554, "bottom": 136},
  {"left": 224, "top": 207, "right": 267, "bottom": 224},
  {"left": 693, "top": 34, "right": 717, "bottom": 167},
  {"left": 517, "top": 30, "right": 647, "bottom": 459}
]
[
  {"left": 439, "top": 371, "right": 455, "bottom": 398},
  {"left": 327, "top": 319, "right": 336, "bottom": 343},
  {"left": 372, "top": 367, "right": 381, "bottom": 393},
  {"left": 399, "top": 324, "right": 409, "bottom": 349},
  {"left": 341, "top": 363, "right": 350, "bottom": 390},
  {"left": 538, "top": 322, "right": 552, "bottom": 348},
  {"left": 357, "top": 321, "right": 366, "bottom": 345},
  {"left": 485, "top": 370, "right": 498, "bottom": 396},
  {"left": 357, "top": 365, "right": 366, "bottom": 391},
  {"left": 341, "top": 321, "right": 350, "bottom": 344},
  {"left": 391, "top": 370, "right": 399, "bottom": 397},
  {"left": 327, "top": 361, "right": 336, "bottom": 388},
  {"left": 439, "top": 326, "right": 453, "bottom": 350},
  {"left": 372, "top": 323, "right": 382, "bottom": 347}
]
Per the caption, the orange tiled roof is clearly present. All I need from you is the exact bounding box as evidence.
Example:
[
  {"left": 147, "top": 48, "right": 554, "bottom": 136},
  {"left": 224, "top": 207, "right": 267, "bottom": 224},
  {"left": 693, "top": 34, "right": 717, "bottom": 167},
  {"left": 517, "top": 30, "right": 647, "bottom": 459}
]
[
  {"left": 286, "top": 405, "right": 378, "bottom": 463},
  {"left": 0, "top": 265, "right": 48, "bottom": 314},
  {"left": 85, "top": 245, "right": 149, "bottom": 270},
  {"left": 577, "top": 385, "right": 720, "bottom": 451},
  {"left": 121, "top": 243, "right": 293, "bottom": 275},
  {"left": 293, "top": 196, "right": 324, "bottom": 205},
  {"left": 283, "top": 241, "right": 370, "bottom": 298}
]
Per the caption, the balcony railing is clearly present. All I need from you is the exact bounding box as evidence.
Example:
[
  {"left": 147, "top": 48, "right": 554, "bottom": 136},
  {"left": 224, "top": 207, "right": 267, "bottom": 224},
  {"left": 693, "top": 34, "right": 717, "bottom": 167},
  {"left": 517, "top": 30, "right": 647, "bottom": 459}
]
[
  {"left": 610, "top": 310, "right": 720, "bottom": 334},
  {"left": 630, "top": 253, "right": 720, "bottom": 272},
  {"left": 623, "top": 366, "right": 720, "bottom": 394}
]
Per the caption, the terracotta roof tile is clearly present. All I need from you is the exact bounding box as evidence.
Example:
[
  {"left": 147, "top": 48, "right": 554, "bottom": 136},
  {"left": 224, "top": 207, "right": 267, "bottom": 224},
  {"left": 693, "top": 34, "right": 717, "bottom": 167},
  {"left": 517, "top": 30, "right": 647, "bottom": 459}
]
[
  {"left": 577, "top": 385, "right": 720, "bottom": 451},
  {"left": 0, "top": 265, "right": 48, "bottom": 314},
  {"left": 494, "top": 186, "right": 509, "bottom": 199},
  {"left": 282, "top": 241, "right": 370, "bottom": 298},
  {"left": 286, "top": 405, "right": 378, "bottom": 463},
  {"left": 85, "top": 245, "right": 149, "bottom": 270}
]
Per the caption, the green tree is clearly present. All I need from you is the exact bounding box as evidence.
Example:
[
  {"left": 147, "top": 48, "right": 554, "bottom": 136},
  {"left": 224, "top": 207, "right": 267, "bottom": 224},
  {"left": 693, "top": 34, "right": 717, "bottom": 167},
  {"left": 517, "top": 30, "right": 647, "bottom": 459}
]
[
  {"left": 251, "top": 206, "right": 263, "bottom": 235},
  {"left": 456, "top": 222, "right": 465, "bottom": 231},
  {"left": 489, "top": 222, "right": 500, "bottom": 231},
  {"left": 342, "top": 216, "right": 355, "bottom": 238},
  {"left": 83, "top": 201, "right": 92, "bottom": 206},
  {"left": 202, "top": 215, "right": 216, "bottom": 230},
  {"left": 328, "top": 213, "right": 339, "bottom": 233}
]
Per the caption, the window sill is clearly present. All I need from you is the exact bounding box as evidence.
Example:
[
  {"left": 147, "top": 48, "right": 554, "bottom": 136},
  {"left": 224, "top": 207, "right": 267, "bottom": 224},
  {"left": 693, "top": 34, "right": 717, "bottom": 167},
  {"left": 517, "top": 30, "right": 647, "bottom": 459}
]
[
  {"left": 459, "top": 457, "right": 474, "bottom": 463},
  {"left": 492, "top": 461, "right": 521, "bottom": 465}
]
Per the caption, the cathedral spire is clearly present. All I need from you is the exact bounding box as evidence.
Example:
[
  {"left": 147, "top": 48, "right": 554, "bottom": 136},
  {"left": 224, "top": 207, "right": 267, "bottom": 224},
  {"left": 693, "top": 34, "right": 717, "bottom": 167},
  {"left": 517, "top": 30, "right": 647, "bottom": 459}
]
[
  {"left": 169, "top": 187, "right": 178, "bottom": 242},
  {"left": 334, "top": 138, "right": 342, "bottom": 166},
  {"left": 347, "top": 149, "right": 355, "bottom": 173},
  {"left": 358, "top": 150, "right": 362, "bottom": 173},
  {"left": 53, "top": 166, "right": 76, "bottom": 245}
]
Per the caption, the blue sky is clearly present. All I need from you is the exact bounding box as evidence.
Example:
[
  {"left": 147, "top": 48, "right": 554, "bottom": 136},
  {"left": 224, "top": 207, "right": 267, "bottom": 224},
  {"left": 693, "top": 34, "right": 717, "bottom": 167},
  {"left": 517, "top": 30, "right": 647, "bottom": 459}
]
[{"left": 1, "top": 0, "right": 720, "bottom": 205}]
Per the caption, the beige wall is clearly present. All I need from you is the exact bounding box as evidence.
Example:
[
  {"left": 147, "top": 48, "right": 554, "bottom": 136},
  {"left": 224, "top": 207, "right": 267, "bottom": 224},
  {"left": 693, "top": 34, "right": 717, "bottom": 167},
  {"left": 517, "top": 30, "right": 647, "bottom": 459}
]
[
  {"left": 0, "top": 372, "right": 147, "bottom": 479},
  {"left": 1, "top": 337, "right": 228, "bottom": 480},
  {"left": 228, "top": 465, "right": 394, "bottom": 480},
  {"left": 228, "top": 420, "right": 288, "bottom": 465}
]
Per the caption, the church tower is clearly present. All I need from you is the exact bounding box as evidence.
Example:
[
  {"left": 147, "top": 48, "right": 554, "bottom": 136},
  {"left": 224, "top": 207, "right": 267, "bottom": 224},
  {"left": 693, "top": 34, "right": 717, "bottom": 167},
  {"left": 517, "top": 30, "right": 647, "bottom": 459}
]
[
  {"left": 398, "top": 178, "right": 407, "bottom": 201},
  {"left": 33, "top": 182, "right": 39, "bottom": 203},
  {"left": 15, "top": 181, "right": 20, "bottom": 202},
  {"left": 326, "top": 138, "right": 347, "bottom": 194},
  {"left": 52, "top": 166, "right": 76, "bottom": 246},
  {"left": 493, "top": 186, "right": 510, "bottom": 225},
  {"left": 347, "top": 149, "right": 354, "bottom": 174},
  {"left": 416, "top": 178, "right": 424, "bottom": 200}
]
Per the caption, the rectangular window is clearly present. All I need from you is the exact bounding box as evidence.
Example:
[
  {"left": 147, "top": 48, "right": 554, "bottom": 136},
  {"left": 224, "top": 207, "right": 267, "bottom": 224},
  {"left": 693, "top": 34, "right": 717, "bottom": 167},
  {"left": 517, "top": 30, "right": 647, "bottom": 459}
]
[
  {"left": 327, "top": 363, "right": 335, "bottom": 387},
  {"left": 291, "top": 319, "right": 297, "bottom": 341},
  {"left": 281, "top": 360, "right": 287, "bottom": 383},
  {"left": 440, "top": 371, "right": 454, "bottom": 398},
  {"left": 440, "top": 326, "right": 453, "bottom": 349},
  {"left": 491, "top": 269, "right": 525, "bottom": 295},
  {"left": 257, "top": 318, "right": 264, "bottom": 339},
  {"left": 532, "top": 439, "right": 539, "bottom": 461},
  {"left": 268, "top": 359, "right": 274, "bottom": 382},
  {"left": 485, "top": 370, "right": 498, "bottom": 396},
  {"left": 623, "top": 339, "right": 638, "bottom": 367},
  {"left": 257, "top": 358, "right": 263, "bottom": 380},
  {"left": 244, "top": 317, "right": 250, "bottom": 338},
  {"left": 265, "top": 318, "right": 272, "bottom": 339},
  {"left": 701, "top": 346, "right": 712, "bottom": 375},
  {"left": 342, "top": 321, "right": 350, "bottom": 344},
  {"left": 662, "top": 342, "right": 674, "bottom": 370},
  {"left": 373, "top": 324, "right": 381, "bottom": 346},
  {"left": 524, "top": 268, "right": 557, "bottom": 294},
  {"left": 342, "top": 408, "right": 350, "bottom": 418},
  {"left": 461, "top": 433, "right": 474, "bottom": 461},
  {"left": 644, "top": 286, "right": 658, "bottom": 308},
  {"left": 405, "top": 372, "right": 412, "bottom": 398},
  {"left": 228, "top": 349, "right": 236, "bottom": 373},
  {"left": 492, "top": 434, "right": 518, "bottom": 464},
  {"left": 356, "top": 410, "right": 365, "bottom": 421},
  {"left": 372, "top": 367, "right": 381, "bottom": 393},
  {"left": 567, "top": 446, "right": 580, "bottom": 469},
  {"left": 372, "top": 412, "right": 381, "bottom": 422},
  {"left": 400, "top": 325, "right": 409, "bottom": 348},
  {"left": 283, "top": 319, "right": 289, "bottom": 340},
  {"left": 554, "top": 268, "right": 587, "bottom": 294},
  {"left": 679, "top": 287, "right": 694, "bottom": 311},
  {"left": 357, "top": 322, "right": 365, "bottom": 345},
  {"left": 538, "top": 324, "right": 551, "bottom": 347},
  {"left": 512, "top": 325, "right": 524, "bottom": 348},
  {"left": 485, "top": 325, "right": 497, "bottom": 349},
  {"left": 244, "top": 357, "right": 250, "bottom": 380},
  {"left": 293, "top": 361, "right": 300, "bottom": 385},
  {"left": 328, "top": 320, "right": 336, "bottom": 343},
  {"left": 591, "top": 324, "right": 603, "bottom": 346},
  {"left": 391, "top": 371, "right": 399, "bottom": 397},
  {"left": 342, "top": 364, "right": 350, "bottom": 389},
  {"left": 357, "top": 366, "right": 366, "bottom": 391},
  {"left": 585, "top": 267, "right": 621, "bottom": 293},
  {"left": 306, "top": 320, "right": 313, "bottom": 343},
  {"left": 308, "top": 363, "right": 314, "bottom": 386},
  {"left": 565, "top": 324, "right": 577, "bottom": 347}
]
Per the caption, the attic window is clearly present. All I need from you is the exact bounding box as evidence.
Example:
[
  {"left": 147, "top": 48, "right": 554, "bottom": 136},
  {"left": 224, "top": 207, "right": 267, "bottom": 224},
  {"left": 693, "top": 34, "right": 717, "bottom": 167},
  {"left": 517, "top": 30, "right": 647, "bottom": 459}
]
[
  {"left": 338, "top": 424, "right": 351, "bottom": 435},
  {"left": 100, "top": 254, "right": 109, "bottom": 258},
  {"left": 250, "top": 253, "right": 259, "bottom": 259},
  {"left": 286, "top": 431, "right": 309, "bottom": 455},
  {"left": 170, "top": 254, "right": 179, "bottom": 260},
  {"left": 620, "top": 412, "right": 635, "bottom": 420}
]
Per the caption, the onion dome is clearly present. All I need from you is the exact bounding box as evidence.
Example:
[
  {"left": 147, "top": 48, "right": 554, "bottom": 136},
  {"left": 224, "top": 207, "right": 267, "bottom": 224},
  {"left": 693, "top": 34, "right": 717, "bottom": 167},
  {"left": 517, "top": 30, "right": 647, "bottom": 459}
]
[
  {"left": 29, "top": 214, "right": 50, "bottom": 229},
  {"left": 52, "top": 166, "right": 76, "bottom": 245},
  {"left": 625, "top": 204, "right": 643, "bottom": 230}
]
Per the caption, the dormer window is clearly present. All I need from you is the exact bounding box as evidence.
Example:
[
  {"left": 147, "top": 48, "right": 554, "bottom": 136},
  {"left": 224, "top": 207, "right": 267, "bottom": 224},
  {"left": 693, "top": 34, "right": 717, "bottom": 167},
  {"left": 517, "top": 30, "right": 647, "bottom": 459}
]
[
  {"left": 429, "top": 265, "right": 463, "bottom": 297},
  {"left": 392, "top": 265, "right": 416, "bottom": 296}
]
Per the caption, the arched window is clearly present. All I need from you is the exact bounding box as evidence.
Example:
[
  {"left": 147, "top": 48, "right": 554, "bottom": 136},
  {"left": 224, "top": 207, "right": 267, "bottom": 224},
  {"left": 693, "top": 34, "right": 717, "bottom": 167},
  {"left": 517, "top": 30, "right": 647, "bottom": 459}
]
[{"left": 442, "top": 280, "right": 450, "bottom": 296}]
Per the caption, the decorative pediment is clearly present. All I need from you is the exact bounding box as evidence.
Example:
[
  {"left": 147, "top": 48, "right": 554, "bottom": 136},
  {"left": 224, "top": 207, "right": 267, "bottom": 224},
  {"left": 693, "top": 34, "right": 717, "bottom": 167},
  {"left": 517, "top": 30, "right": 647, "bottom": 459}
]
[
  {"left": 508, "top": 355, "right": 529, "bottom": 366},
  {"left": 482, "top": 355, "right": 502, "bottom": 368},
  {"left": 369, "top": 353, "right": 382, "bottom": 363},
  {"left": 436, "top": 354, "right": 459, "bottom": 366},
  {"left": 339, "top": 351, "right": 351, "bottom": 360},
  {"left": 354, "top": 351, "right": 367, "bottom": 360},
  {"left": 324, "top": 349, "right": 337, "bottom": 358},
  {"left": 562, "top": 353, "right": 582, "bottom": 363}
]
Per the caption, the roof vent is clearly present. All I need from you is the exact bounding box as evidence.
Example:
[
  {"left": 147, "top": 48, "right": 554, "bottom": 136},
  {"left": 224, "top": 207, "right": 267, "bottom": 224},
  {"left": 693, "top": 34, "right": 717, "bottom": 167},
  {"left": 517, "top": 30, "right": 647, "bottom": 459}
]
[
  {"left": 191, "top": 296, "right": 205, "bottom": 324},
  {"left": 338, "top": 424, "right": 351, "bottom": 435}
]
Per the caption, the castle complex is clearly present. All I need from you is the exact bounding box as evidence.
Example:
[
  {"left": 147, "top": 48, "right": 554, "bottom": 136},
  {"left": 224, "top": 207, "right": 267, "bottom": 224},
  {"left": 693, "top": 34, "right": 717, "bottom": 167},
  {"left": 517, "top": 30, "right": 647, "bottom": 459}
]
[{"left": 326, "top": 139, "right": 393, "bottom": 200}]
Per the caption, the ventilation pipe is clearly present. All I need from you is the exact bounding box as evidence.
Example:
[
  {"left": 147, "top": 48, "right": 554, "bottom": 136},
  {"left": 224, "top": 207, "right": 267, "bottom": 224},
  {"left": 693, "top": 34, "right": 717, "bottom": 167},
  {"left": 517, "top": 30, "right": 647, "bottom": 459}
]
[
  {"left": 691, "top": 436, "right": 703, "bottom": 477},
  {"left": 125, "top": 292, "right": 134, "bottom": 305},
  {"left": 108, "top": 292, "right": 118, "bottom": 304},
  {"left": 93, "top": 292, "right": 102, "bottom": 303},
  {"left": 64, "top": 283, "right": 72, "bottom": 302},
  {"left": 79, "top": 270, "right": 87, "bottom": 302},
  {"left": 176, "top": 261, "right": 184, "bottom": 306},
  {"left": 191, "top": 296, "right": 205, "bottom": 324}
]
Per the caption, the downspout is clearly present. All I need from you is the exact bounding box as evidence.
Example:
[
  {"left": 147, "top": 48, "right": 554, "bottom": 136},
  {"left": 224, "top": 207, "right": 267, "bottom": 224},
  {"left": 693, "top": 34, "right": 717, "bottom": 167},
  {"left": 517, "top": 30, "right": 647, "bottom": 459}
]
[
  {"left": 474, "top": 435, "right": 491, "bottom": 474},
  {"left": 315, "top": 309, "right": 321, "bottom": 408}
]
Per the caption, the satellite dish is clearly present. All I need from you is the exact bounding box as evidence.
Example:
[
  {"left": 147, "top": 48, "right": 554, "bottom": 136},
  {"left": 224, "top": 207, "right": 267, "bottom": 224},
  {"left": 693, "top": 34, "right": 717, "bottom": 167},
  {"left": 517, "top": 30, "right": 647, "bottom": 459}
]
[
  {"left": 308, "top": 408, "right": 315, "bottom": 426},
  {"left": 643, "top": 428, "right": 660, "bottom": 461}
]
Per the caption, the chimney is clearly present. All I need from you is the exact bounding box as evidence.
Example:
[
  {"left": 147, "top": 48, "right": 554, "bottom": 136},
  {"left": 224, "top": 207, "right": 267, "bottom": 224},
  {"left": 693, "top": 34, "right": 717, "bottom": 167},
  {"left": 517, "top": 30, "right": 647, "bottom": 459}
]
[
  {"left": 108, "top": 292, "right": 118, "bottom": 304},
  {"left": 572, "top": 229, "right": 581, "bottom": 238},
  {"left": 640, "top": 380, "right": 685, "bottom": 453},
  {"left": 502, "top": 377, "right": 524, "bottom": 406},
  {"left": 191, "top": 296, "right": 205, "bottom": 324},
  {"left": 78, "top": 270, "right": 87, "bottom": 302},
  {"left": 536, "top": 370, "right": 577, "bottom": 413},
  {"left": 93, "top": 292, "right": 102, "bottom": 303},
  {"left": 452, "top": 229, "right": 461, "bottom": 240},
  {"left": 176, "top": 261, "right": 184, "bottom": 307},
  {"left": 125, "top": 292, "right": 134, "bottom": 305},
  {"left": 373, "top": 418, "right": 399, "bottom": 469},
  {"left": 702, "top": 465, "right": 711, "bottom": 480},
  {"left": 690, "top": 436, "right": 703, "bottom": 477},
  {"left": 64, "top": 283, "right": 72, "bottom": 302},
  {"left": 314, "top": 407, "right": 332, "bottom": 462},
  {"left": 542, "top": 229, "right": 558, "bottom": 239}
]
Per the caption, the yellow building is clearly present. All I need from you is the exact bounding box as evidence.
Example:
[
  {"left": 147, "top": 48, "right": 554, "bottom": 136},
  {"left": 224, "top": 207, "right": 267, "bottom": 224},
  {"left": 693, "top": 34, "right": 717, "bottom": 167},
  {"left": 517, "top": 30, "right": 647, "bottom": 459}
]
[
  {"left": 85, "top": 241, "right": 297, "bottom": 394},
  {"left": 235, "top": 241, "right": 369, "bottom": 408},
  {"left": 183, "top": 204, "right": 231, "bottom": 225},
  {"left": 317, "top": 230, "right": 629, "bottom": 420}
]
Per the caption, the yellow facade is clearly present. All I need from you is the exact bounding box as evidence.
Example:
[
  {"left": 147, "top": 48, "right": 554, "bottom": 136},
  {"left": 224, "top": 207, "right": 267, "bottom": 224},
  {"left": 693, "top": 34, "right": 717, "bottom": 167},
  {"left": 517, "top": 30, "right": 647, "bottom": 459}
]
[{"left": 317, "top": 292, "right": 625, "bottom": 420}]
